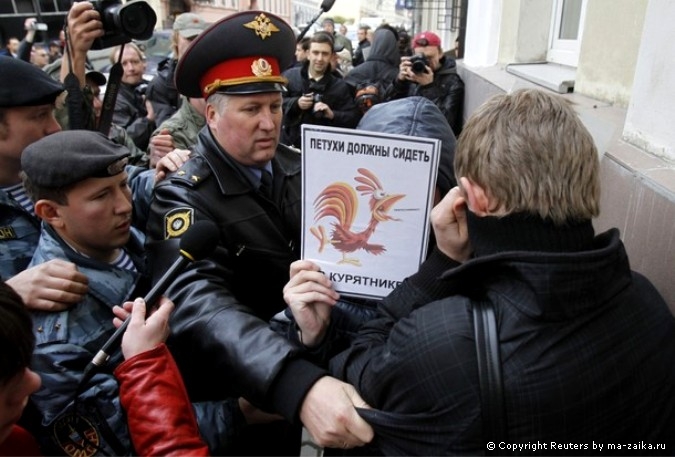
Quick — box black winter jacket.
[146,126,326,420]
[387,56,464,136]
[146,57,180,126]
[281,62,360,148]
[113,82,155,150]
[344,26,400,96]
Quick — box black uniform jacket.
[146,126,326,420]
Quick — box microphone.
[79,220,220,389]
[296,0,337,42]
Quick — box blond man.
[285,89,675,454]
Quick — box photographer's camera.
[28,21,48,32]
[90,0,157,49]
[410,54,429,74]
[311,93,325,119]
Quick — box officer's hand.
[238,398,284,425]
[6,259,88,311]
[300,376,374,450]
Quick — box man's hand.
[298,93,315,111]
[312,101,334,120]
[398,56,434,86]
[300,376,374,449]
[113,297,173,360]
[6,259,88,311]
[149,129,176,168]
[23,18,38,42]
[283,260,339,347]
[61,2,104,85]
[238,398,284,425]
[430,186,472,262]
[154,148,191,184]
[145,99,155,123]
[66,2,103,56]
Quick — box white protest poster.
[301,125,440,299]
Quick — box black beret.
[0,56,64,107]
[176,10,295,98]
[22,130,130,188]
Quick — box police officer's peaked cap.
[22,130,130,188]
[176,11,295,98]
[0,56,64,107]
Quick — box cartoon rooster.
[310,168,405,266]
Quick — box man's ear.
[205,103,218,129]
[459,177,491,217]
[34,199,64,228]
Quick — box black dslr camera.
[307,81,326,119]
[409,54,429,74]
[90,0,157,49]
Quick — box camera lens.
[410,54,428,74]
[411,60,426,73]
[91,0,157,49]
[117,1,156,40]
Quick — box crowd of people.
[1,2,675,456]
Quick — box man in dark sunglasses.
[389,30,464,137]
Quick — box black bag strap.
[473,300,508,453]
[99,43,126,136]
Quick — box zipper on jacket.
[235,241,295,257]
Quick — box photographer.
[280,32,359,148]
[13,17,47,63]
[388,31,464,136]
[110,42,156,151]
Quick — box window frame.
[547,0,588,67]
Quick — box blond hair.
[455,89,600,225]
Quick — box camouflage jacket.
[0,189,40,280]
[26,223,147,456]
[151,94,206,151]
[25,224,247,455]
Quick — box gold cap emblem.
[251,58,273,77]
[243,13,280,40]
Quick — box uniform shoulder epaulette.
[168,154,212,188]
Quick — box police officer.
[0,56,89,310]
[20,130,233,455]
[146,11,374,455]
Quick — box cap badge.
[251,58,273,77]
[243,13,280,40]
[106,157,129,176]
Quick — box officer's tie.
[260,169,273,199]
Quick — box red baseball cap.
[413,31,441,48]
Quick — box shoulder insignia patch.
[164,207,194,239]
[52,412,100,457]
[0,226,17,240]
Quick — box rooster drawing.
[310,168,405,266]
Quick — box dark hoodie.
[357,96,457,199]
[344,26,401,96]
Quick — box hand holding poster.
[301,125,440,299]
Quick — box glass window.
[548,0,587,67]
